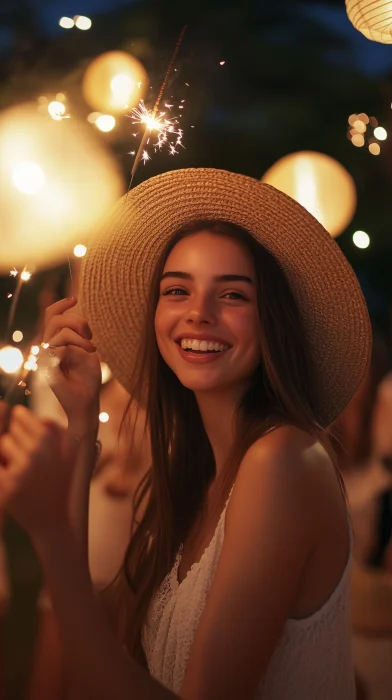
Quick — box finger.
[0,402,11,436]
[9,405,47,441]
[0,433,28,469]
[44,297,77,326]
[43,314,92,345]
[45,328,96,354]
[8,414,37,451]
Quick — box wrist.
[67,401,100,436]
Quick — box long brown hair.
[110,220,344,660]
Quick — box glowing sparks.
[20,270,32,281]
[128,100,185,163]
[10,268,18,277]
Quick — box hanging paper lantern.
[346,0,392,44]
[261,151,356,238]
[82,51,148,113]
[0,103,124,272]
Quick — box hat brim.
[80,167,371,426]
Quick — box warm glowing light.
[48,101,66,120]
[100,362,112,384]
[99,412,110,423]
[75,15,92,30]
[31,345,40,355]
[351,133,365,147]
[24,359,38,371]
[374,126,387,140]
[348,114,358,126]
[369,142,381,155]
[12,161,45,195]
[346,0,392,43]
[73,244,87,257]
[129,101,184,161]
[59,17,74,29]
[261,151,356,238]
[111,73,134,102]
[12,330,23,343]
[357,113,369,123]
[353,230,370,248]
[0,102,124,272]
[353,120,366,133]
[0,346,24,374]
[82,51,147,112]
[95,115,116,132]
[87,112,101,123]
[20,270,32,281]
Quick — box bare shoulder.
[243,425,334,484]
[229,425,344,539]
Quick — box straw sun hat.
[79,167,371,426]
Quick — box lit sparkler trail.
[128,100,184,160]
[129,25,187,186]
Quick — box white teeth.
[179,338,229,352]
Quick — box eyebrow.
[160,271,253,284]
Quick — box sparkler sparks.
[128,100,185,164]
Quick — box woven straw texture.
[79,167,371,426]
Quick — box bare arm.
[33,525,176,700]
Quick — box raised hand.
[41,298,102,430]
[0,405,77,538]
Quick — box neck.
[194,386,245,473]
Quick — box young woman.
[0,168,371,700]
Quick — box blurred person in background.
[334,330,392,700]
[336,331,392,569]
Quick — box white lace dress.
[142,491,356,699]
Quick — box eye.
[222,291,246,300]
[161,287,188,297]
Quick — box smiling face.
[154,230,262,398]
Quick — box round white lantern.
[261,151,357,238]
[346,0,392,44]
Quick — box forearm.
[67,412,99,557]
[33,527,177,700]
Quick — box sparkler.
[128,100,184,161]
[129,25,187,186]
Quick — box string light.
[369,142,381,155]
[374,126,387,140]
[95,115,116,132]
[74,16,92,30]
[12,331,23,343]
[48,100,68,121]
[20,271,32,282]
[100,362,112,384]
[353,230,370,249]
[347,113,384,153]
[73,244,87,258]
[59,17,74,29]
[99,412,110,423]
[0,346,24,374]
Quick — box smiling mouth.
[178,339,231,353]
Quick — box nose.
[185,293,216,325]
